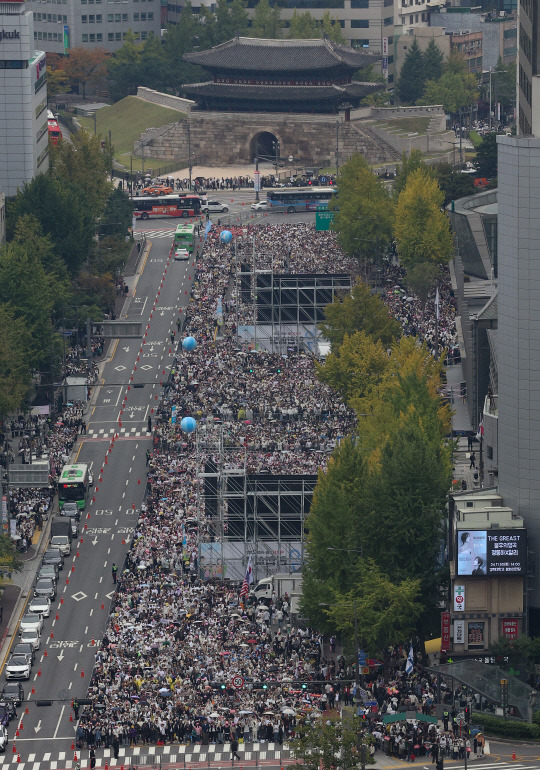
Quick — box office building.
[0,0,48,196]
[517,0,540,135]
[26,0,163,54]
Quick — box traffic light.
[464,707,470,723]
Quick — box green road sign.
[315,210,334,231]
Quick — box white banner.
[454,619,465,644]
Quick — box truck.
[50,517,73,555]
[251,572,302,604]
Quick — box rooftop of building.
[184,36,378,73]
[182,81,379,102]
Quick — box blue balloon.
[220,230,233,244]
[180,417,197,434]
[182,336,197,351]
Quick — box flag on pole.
[405,643,414,675]
[240,556,253,598]
[435,287,440,321]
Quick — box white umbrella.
[209,712,220,718]
[281,708,295,715]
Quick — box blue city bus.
[266,186,338,213]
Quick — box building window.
[351,18,368,27]
[350,0,368,6]
[108,12,113,19]
[384,15,392,24]
[115,12,120,19]
[140,11,146,19]
[108,31,114,39]
[97,31,103,39]
[141,29,147,38]
[82,13,87,20]
[148,11,153,18]
[82,32,88,40]
[351,38,369,47]
[133,11,139,18]
[96,13,102,20]
[122,12,128,19]
[115,31,121,38]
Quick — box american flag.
[240,556,253,598]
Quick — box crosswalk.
[444,764,526,770]
[0,741,293,769]
[138,228,177,239]
[86,426,149,439]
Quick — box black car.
[1,683,23,707]
[12,643,35,665]
[36,564,58,584]
[42,548,63,570]
[62,503,80,522]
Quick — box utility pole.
[255,156,260,202]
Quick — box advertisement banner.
[441,611,451,650]
[1,495,8,534]
[468,621,485,648]
[454,619,465,644]
[199,541,302,581]
[457,529,526,575]
[454,584,465,612]
[502,619,519,640]
[253,171,261,192]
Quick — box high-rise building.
[26,0,163,54]
[0,0,48,196]
[517,0,540,135]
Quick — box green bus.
[174,223,197,253]
[58,463,90,510]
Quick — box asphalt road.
[1,227,193,758]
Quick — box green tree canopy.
[405,261,439,307]
[423,39,444,82]
[318,279,401,350]
[325,560,423,655]
[288,10,318,38]
[250,0,281,38]
[320,11,345,43]
[395,38,425,105]
[422,52,479,114]
[0,306,32,418]
[101,187,134,237]
[474,132,498,179]
[291,719,373,770]
[394,169,453,269]
[7,174,94,274]
[394,148,429,196]
[330,154,395,272]
[316,331,389,405]
[434,161,476,206]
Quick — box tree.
[0,243,60,375]
[394,148,429,197]
[490,57,516,115]
[394,169,453,269]
[60,47,108,98]
[0,535,23,583]
[12,215,70,309]
[288,10,317,39]
[423,39,444,82]
[395,39,425,105]
[46,67,69,100]
[250,0,281,38]
[0,306,32,418]
[214,0,250,41]
[474,132,498,179]
[434,162,475,206]
[50,129,113,221]
[330,154,395,273]
[325,561,422,655]
[405,262,439,307]
[291,718,373,770]
[7,174,95,274]
[101,187,133,237]
[316,331,389,405]
[422,51,479,114]
[318,279,401,350]
[106,31,144,99]
[320,11,345,44]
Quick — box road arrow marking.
[34,720,42,734]
[58,651,65,661]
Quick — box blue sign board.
[358,650,367,666]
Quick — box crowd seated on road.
[77,223,458,740]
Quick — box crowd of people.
[76,222,460,742]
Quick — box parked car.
[251,200,269,211]
[34,578,56,601]
[12,643,35,664]
[141,185,174,196]
[202,200,229,214]
[6,655,31,680]
[50,535,71,555]
[36,564,58,584]
[20,628,40,651]
[28,597,51,618]
[42,548,64,570]
[19,613,43,636]
[0,724,8,751]
[1,683,23,707]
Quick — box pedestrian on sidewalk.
[330,635,336,653]
[90,748,96,769]
[230,737,240,762]
[467,434,473,452]
[147,416,152,434]
[469,451,476,469]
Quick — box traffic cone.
[74,752,78,762]
[122,538,126,545]
[31,685,35,695]
[105,761,109,770]
[81,669,84,677]
[15,729,19,738]
[12,744,15,754]
[71,565,75,572]
[70,714,73,722]
[55,613,59,620]
[44,649,47,657]
[50,631,54,638]
[91,638,95,645]
[17,753,20,763]
[512,750,516,760]
[71,741,75,751]
[19,723,23,731]
[66,578,69,584]
[37,669,41,677]
[24,707,28,715]
[101,603,104,609]
[60,597,63,604]
[138,478,141,485]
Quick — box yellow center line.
[139,240,152,277]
